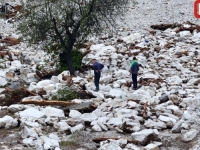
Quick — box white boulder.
[21,126,38,139]
[122,33,142,44]
[179,31,191,37]
[182,129,198,142]
[41,136,59,150]
[69,110,82,118]
[0,115,18,129]
[131,129,159,143]
[70,124,85,133]
[54,121,71,131]
[42,107,65,117]
[8,104,25,113]
[166,76,182,85]
[0,77,7,86]
[80,113,97,122]
[158,115,177,125]
[22,137,34,147]
[19,107,44,119]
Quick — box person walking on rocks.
[92,59,104,91]
[129,57,139,90]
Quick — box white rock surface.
[21,126,39,139]
[0,77,7,86]
[19,107,45,119]
[80,113,97,122]
[54,121,71,131]
[69,110,82,118]
[8,104,26,113]
[42,107,65,117]
[0,115,18,129]
[182,129,198,142]
[131,129,159,142]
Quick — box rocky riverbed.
[0,0,200,150]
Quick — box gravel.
[117,0,200,35]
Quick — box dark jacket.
[130,60,139,74]
[93,62,104,74]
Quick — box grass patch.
[0,13,5,19]
[51,87,77,101]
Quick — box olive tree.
[18,0,132,75]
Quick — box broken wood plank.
[20,100,78,106]
[92,137,139,145]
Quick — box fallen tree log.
[0,37,20,46]
[176,26,200,33]
[20,100,78,106]
[150,23,181,30]
[92,137,139,145]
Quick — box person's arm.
[94,63,100,73]
[94,65,98,72]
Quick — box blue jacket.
[130,60,139,74]
[93,62,104,74]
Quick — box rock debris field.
[0,0,200,150]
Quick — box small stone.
[144,143,159,150]
[159,94,169,103]
[182,129,198,142]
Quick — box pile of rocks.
[0,0,200,150]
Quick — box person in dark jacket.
[92,59,104,91]
[129,57,139,90]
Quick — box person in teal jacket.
[129,57,139,90]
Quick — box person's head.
[91,59,97,64]
[133,57,137,60]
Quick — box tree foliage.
[18,0,131,75]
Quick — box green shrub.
[51,87,77,101]
[59,48,83,72]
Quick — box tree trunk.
[66,49,75,75]
[58,40,76,76]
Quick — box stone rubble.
[0,0,200,149]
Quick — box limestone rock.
[182,129,198,142]
[42,106,65,117]
[69,110,82,118]
[21,126,38,139]
[80,113,97,122]
[19,107,45,119]
[8,104,26,113]
[131,129,159,145]
[0,115,18,129]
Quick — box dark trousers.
[94,73,100,90]
[132,74,138,88]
